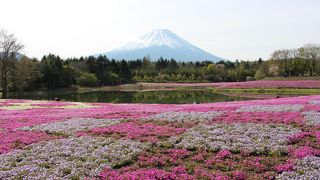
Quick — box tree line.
[1,29,320,98]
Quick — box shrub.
[255,70,266,80]
[77,73,97,87]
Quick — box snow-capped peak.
[98,29,224,62]
[115,29,195,51]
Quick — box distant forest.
[6,43,320,90]
[1,30,320,98]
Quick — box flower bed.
[0,96,319,179]
[139,80,320,89]
[278,156,320,179]
[0,137,146,179]
[20,118,123,136]
[169,123,301,153]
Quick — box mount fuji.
[97,29,223,62]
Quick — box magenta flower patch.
[0,96,319,179]
[81,121,186,143]
[0,131,56,154]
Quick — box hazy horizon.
[1,0,320,61]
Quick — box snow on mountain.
[97,29,224,62]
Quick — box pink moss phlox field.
[0,95,320,179]
[141,80,320,89]
[31,101,75,107]
[80,121,186,143]
[316,132,320,143]
[0,99,27,107]
[288,132,312,143]
[213,80,320,89]
[0,131,56,154]
[231,171,247,180]
[212,111,303,124]
[165,149,190,160]
[289,146,319,159]
[136,148,190,168]
[303,105,320,112]
[0,108,64,130]
[99,167,194,180]
[99,166,232,180]
[274,161,295,173]
[216,149,232,159]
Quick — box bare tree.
[0,29,24,98]
[271,49,290,61]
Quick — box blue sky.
[1,0,319,60]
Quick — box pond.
[8,90,255,104]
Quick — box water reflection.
[9,90,254,104]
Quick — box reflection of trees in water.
[11,90,253,104]
[72,91,134,103]
[132,91,203,104]
[131,90,251,104]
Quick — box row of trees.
[268,44,320,77]
[1,29,320,98]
